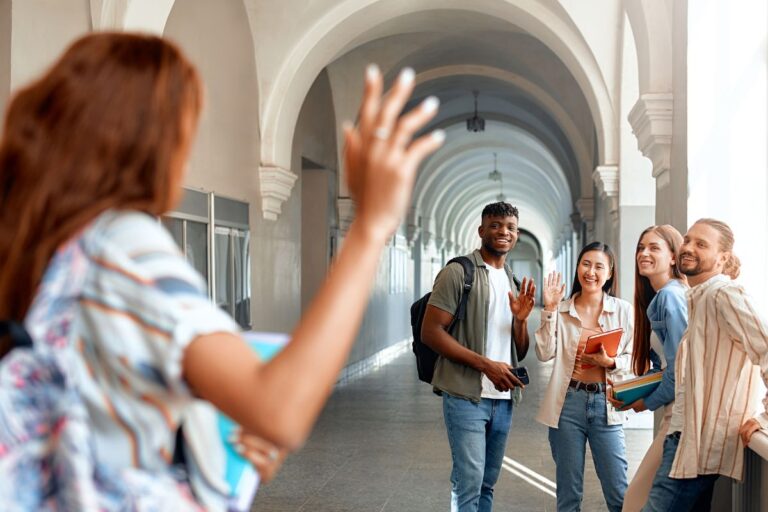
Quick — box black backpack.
[410,256,474,384]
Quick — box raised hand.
[542,271,566,311]
[342,65,445,242]
[509,277,536,321]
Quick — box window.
[162,189,251,329]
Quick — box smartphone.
[509,366,530,386]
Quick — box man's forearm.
[513,318,529,360]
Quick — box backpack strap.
[446,256,475,331]
[0,320,33,350]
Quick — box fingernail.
[399,67,415,85]
[422,96,439,113]
[431,129,446,143]
[342,120,353,131]
[366,64,379,80]
[228,434,238,444]
[233,444,244,454]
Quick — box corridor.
[254,313,651,512]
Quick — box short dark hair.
[481,202,519,220]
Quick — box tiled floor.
[252,313,652,511]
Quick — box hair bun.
[724,254,741,279]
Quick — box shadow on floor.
[252,311,652,511]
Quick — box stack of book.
[613,371,663,404]
[219,331,290,511]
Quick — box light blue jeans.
[443,394,514,512]
[641,433,718,511]
[548,387,628,512]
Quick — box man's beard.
[482,240,510,257]
[679,253,712,276]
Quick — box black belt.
[569,379,605,393]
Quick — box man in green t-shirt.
[422,202,536,512]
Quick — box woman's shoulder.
[654,279,688,304]
[82,209,182,261]
[607,294,633,313]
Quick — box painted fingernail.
[431,129,446,143]
[366,64,380,80]
[422,96,439,113]
[399,67,415,85]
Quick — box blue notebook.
[217,331,290,511]
[613,371,663,405]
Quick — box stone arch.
[255,0,617,218]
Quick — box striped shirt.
[45,210,239,509]
[668,274,768,480]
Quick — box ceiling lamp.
[488,153,506,202]
[466,90,485,132]
[488,152,501,181]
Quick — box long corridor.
[253,314,652,511]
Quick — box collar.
[559,292,617,317]
[687,273,730,300]
[471,249,486,268]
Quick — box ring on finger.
[267,448,279,461]
[373,126,390,140]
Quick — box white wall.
[8,0,90,91]
[686,0,768,309]
[0,0,11,125]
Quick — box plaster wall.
[8,0,90,91]
[295,71,339,314]
[164,0,303,332]
[618,12,654,303]
[659,0,688,232]
[0,0,10,124]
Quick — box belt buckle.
[585,382,599,393]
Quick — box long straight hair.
[569,241,617,298]
[0,33,203,338]
[631,225,684,376]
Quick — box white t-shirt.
[481,264,513,399]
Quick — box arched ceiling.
[254,0,616,189]
[319,12,603,261]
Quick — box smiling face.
[478,215,518,257]
[577,250,612,293]
[679,222,727,279]
[636,231,676,280]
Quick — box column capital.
[259,165,298,221]
[404,208,420,247]
[628,93,673,181]
[592,165,619,199]
[576,197,595,240]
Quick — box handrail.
[747,429,768,461]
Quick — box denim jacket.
[643,279,688,411]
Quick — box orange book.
[584,327,623,357]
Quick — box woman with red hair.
[0,32,443,509]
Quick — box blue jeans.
[641,434,719,511]
[442,394,514,512]
[548,387,628,512]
